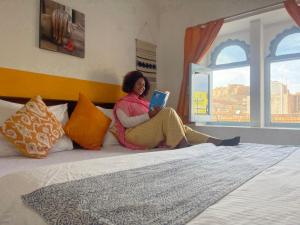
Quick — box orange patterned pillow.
[64,93,112,150]
[0,96,64,158]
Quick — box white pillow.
[0,99,22,124]
[0,100,23,157]
[47,104,73,153]
[96,106,119,146]
[0,99,73,157]
[0,133,20,157]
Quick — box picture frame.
[39,0,85,58]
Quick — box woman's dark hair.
[122,71,150,97]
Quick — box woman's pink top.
[113,93,149,149]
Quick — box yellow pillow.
[0,96,64,158]
[64,93,111,150]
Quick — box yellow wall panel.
[0,67,125,103]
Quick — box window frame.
[210,39,250,69]
[207,39,251,126]
[265,26,300,128]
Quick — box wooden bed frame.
[0,96,115,113]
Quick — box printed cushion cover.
[0,96,64,158]
[0,100,73,157]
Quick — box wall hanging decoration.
[39,0,85,58]
[136,39,157,98]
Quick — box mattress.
[0,143,299,225]
[0,145,162,177]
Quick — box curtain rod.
[224,1,285,23]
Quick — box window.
[209,39,250,124]
[190,8,300,128]
[190,64,211,123]
[266,26,300,127]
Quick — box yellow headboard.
[0,67,125,103]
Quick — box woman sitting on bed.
[113,71,240,149]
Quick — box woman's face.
[133,77,146,96]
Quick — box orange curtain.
[177,19,224,123]
[284,0,300,27]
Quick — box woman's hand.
[148,106,162,118]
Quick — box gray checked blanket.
[22,144,296,225]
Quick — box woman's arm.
[116,109,150,128]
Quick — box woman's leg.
[125,107,187,149]
[184,125,240,146]
[184,126,211,144]
[209,136,240,146]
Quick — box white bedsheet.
[0,145,162,177]
[189,146,300,225]
[0,143,299,225]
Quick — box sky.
[271,59,300,94]
[212,62,300,95]
[270,33,300,94]
[213,66,250,88]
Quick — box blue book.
[149,90,170,111]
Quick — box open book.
[149,90,170,111]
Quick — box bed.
[1,68,300,225]
[1,142,300,225]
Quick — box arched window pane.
[216,45,247,65]
[212,66,250,122]
[276,33,300,56]
[270,59,300,123]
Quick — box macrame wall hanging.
[135,39,157,98]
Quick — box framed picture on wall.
[39,0,85,58]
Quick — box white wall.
[0,0,159,84]
[157,0,300,145]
